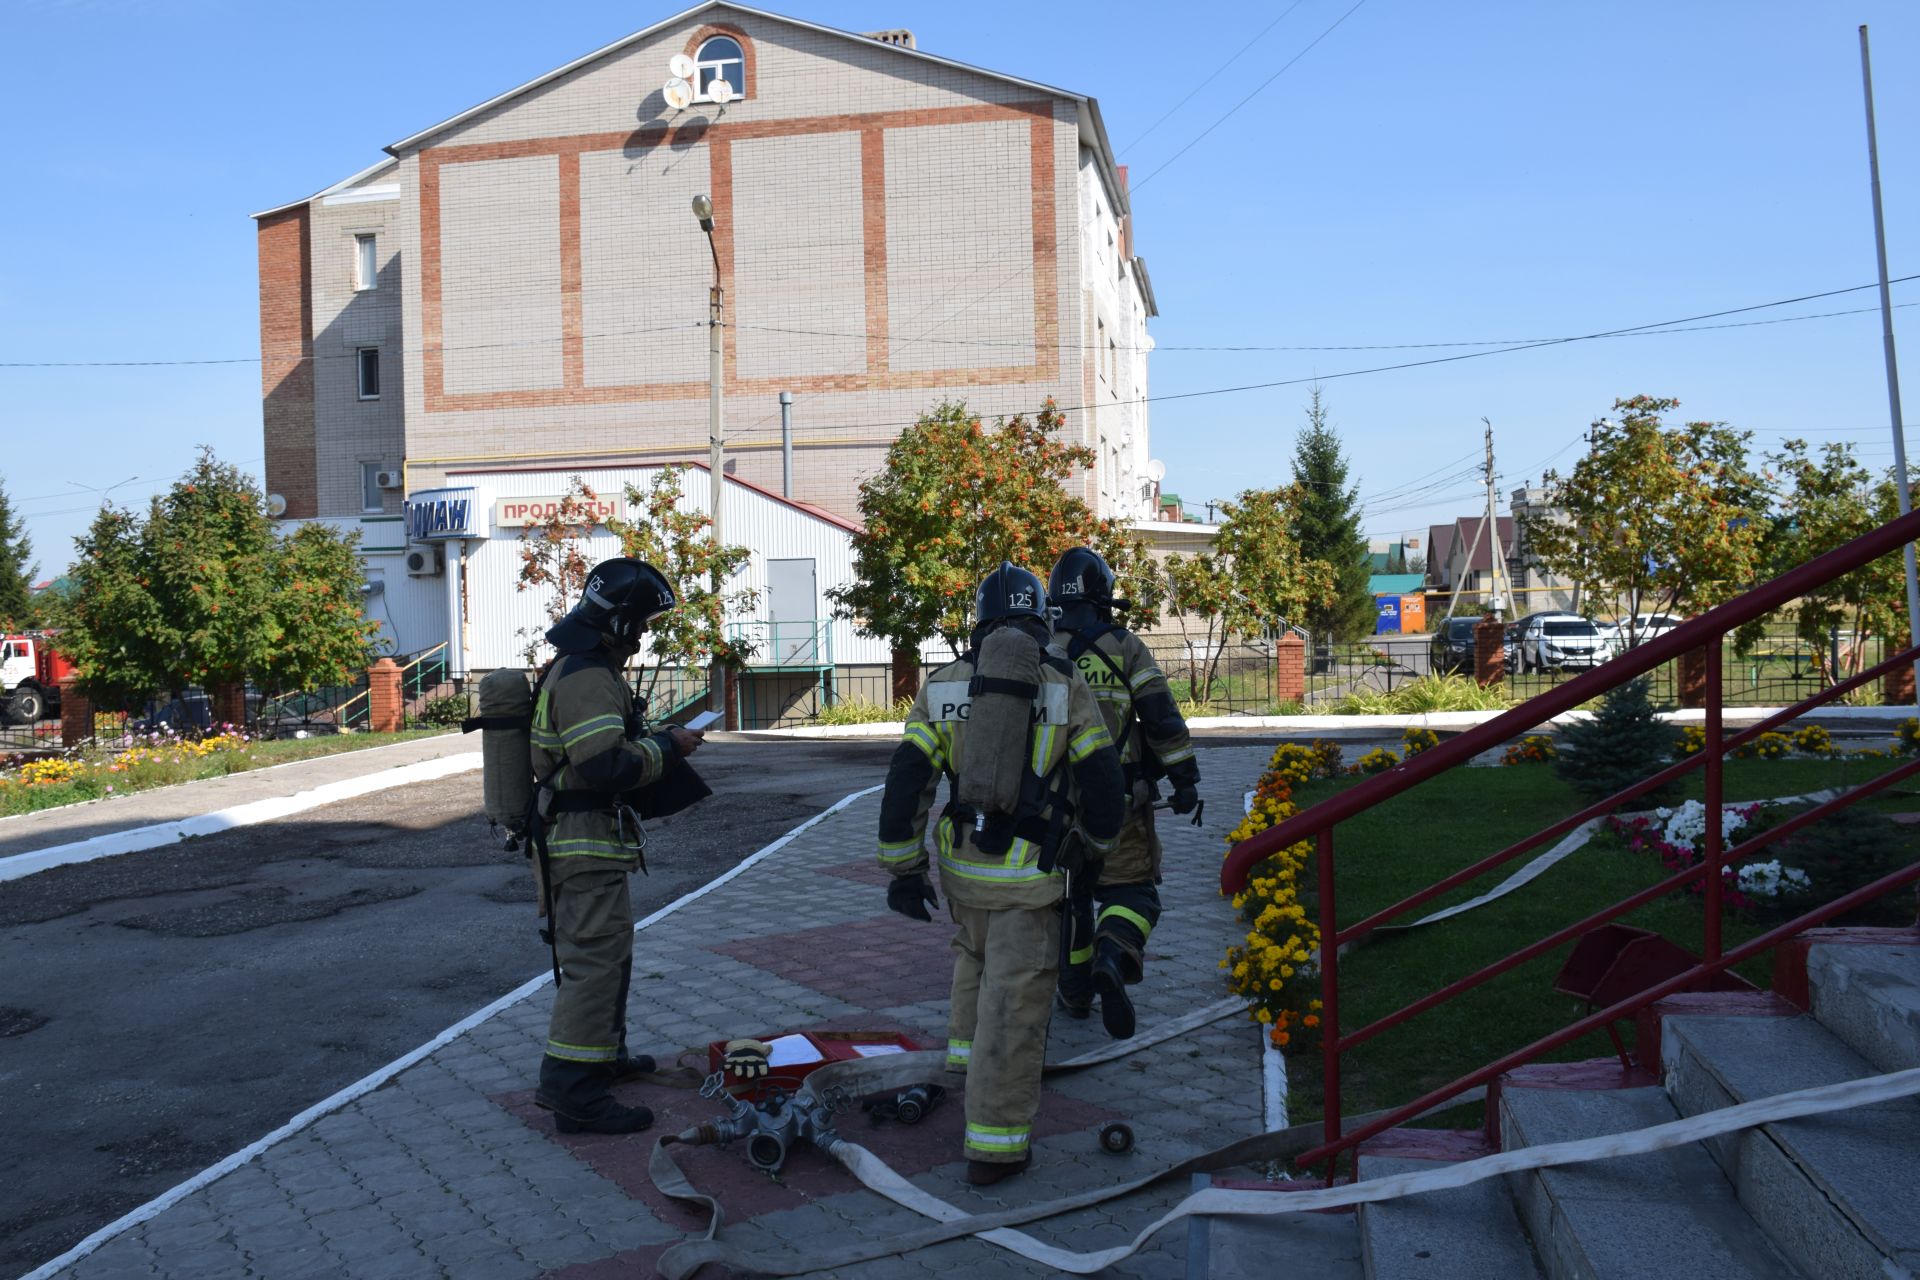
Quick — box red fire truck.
[1,633,72,725]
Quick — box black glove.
[887,873,939,922]
[1169,784,1201,815]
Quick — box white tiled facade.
[256,2,1161,528]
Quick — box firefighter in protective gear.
[531,558,706,1135]
[877,562,1126,1186]
[1048,547,1200,1041]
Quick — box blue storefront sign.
[1375,595,1401,635]
[405,487,482,541]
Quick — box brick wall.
[258,207,317,516]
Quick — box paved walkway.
[35,746,1276,1280]
[0,734,472,861]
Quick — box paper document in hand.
[683,710,722,731]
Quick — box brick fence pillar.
[60,678,92,749]
[1275,632,1306,706]
[891,646,921,703]
[1885,661,1916,707]
[367,658,403,734]
[208,681,246,731]
[1473,619,1505,687]
[1678,646,1709,709]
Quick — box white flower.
[1662,800,1749,852]
[1734,859,1812,899]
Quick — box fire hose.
[649,1013,1920,1278]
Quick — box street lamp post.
[693,193,727,726]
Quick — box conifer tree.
[1288,389,1374,642]
[0,477,35,629]
[1553,677,1682,805]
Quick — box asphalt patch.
[0,1006,49,1037]
[116,882,423,937]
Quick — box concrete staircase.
[1192,929,1920,1280]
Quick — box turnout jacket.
[529,650,676,879]
[877,647,1127,911]
[1057,623,1199,799]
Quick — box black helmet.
[1048,546,1117,610]
[973,561,1048,628]
[547,558,676,654]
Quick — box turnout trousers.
[945,901,1060,1164]
[1059,810,1162,1003]
[536,868,636,1119]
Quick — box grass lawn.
[0,730,449,818]
[1279,755,1920,1137]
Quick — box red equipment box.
[705,1030,928,1102]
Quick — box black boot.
[609,1053,657,1084]
[1091,949,1135,1040]
[554,1101,654,1135]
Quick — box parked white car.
[1601,613,1683,648]
[1513,613,1613,673]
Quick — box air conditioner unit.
[375,469,404,490]
[405,542,443,577]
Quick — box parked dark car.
[1428,617,1482,674]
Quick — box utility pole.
[1860,26,1920,692]
[693,194,727,724]
[1483,418,1506,619]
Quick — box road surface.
[0,736,897,1277]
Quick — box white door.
[766,558,818,664]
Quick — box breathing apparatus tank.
[474,668,535,842]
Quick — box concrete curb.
[0,751,483,883]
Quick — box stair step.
[1500,1082,1802,1279]
[1356,1145,1542,1280]
[1661,1010,1920,1280]
[1186,1175,1364,1280]
[1807,940,1920,1073]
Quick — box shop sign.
[493,495,626,528]
[405,487,482,540]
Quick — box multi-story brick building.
[254,1,1160,527]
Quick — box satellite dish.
[266,493,288,517]
[669,52,695,79]
[1145,459,1167,483]
[663,77,692,110]
[708,77,736,104]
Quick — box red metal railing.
[1222,508,1920,1179]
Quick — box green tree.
[0,477,34,629]
[1553,677,1681,804]
[830,399,1156,659]
[49,449,377,709]
[513,477,603,664]
[1758,440,1905,683]
[609,465,759,678]
[1165,484,1336,701]
[1520,396,1772,635]
[1287,389,1374,642]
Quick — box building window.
[355,234,377,290]
[694,36,745,100]
[357,347,380,399]
[361,462,385,513]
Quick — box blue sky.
[3,0,1917,574]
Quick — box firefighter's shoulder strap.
[1063,622,1143,779]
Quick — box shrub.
[1221,768,1323,1052]
[1351,746,1399,775]
[1501,734,1557,766]
[1763,805,1917,927]
[1899,718,1920,756]
[1401,726,1440,756]
[1267,740,1344,783]
[418,694,471,728]
[1331,674,1514,715]
[816,697,912,726]
[1791,724,1832,755]
[1554,678,1681,805]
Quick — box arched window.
[694,36,745,100]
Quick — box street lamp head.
[691,193,715,232]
